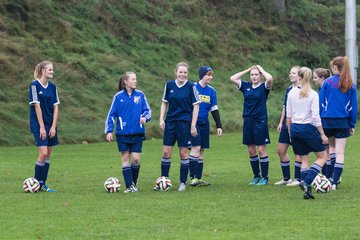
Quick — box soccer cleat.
[132,182,139,192]
[256,178,269,186]
[286,178,300,187]
[123,185,137,193]
[331,184,337,191]
[197,179,210,186]
[274,179,292,185]
[178,183,186,192]
[299,181,315,200]
[248,177,261,185]
[190,178,199,186]
[41,184,57,192]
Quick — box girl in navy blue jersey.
[230,65,273,186]
[29,61,59,192]
[287,67,328,199]
[158,62,201,191]
[319,56,358,190]
[275,66,305,187]
[189,66,223,187]
[105,71,151,193]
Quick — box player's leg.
[247,144,261,185]
[332,137,347,189]
[257,145,269,185]
[189,146,200,186]
[275,142,292,185]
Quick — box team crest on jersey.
[134,96,141,104]
[39,91,43,95]
[170,90,174,93]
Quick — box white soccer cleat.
[178,183,186,192]
[274,179,292,185]
[286,179,300,187]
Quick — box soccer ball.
[23,177,40,193]
[104,177,121,193]
[154,176,172,191]
[312,174,331,193]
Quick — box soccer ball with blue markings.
[23,177,40,193]
[154,176,172,191]
[312,174,331,193]
[104,177,121,193]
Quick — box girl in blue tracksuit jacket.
[319,56,358,190]
[105,71,151,193]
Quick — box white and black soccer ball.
[104,177,121,193]
[23,177,40,193]
[154,176,172,191]
[312,174,331,193]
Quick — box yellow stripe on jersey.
[199,94,210,103]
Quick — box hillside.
[0,0,357,146]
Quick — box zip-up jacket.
[105,89,151,135]
[319,74,357,128]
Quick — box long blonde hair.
[298,67,312,97]
[33,61,52,79]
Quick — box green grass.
[1,131,360,239]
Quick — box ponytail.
[298,67,312,97]
[117,76,126,92]
[33,60,52,79]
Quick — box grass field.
[1,131,360,240]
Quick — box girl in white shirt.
[286,67,328,199]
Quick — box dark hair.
[118,71,135,91]
[330,56,352,93]
[314,68,331,79]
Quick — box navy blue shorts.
[191,120,210,148]
[32,129,58,147]
[278,123,291,145]
[243,117,270,146]
[163,120,191,147]
[290,123,325,155]
[116,135,143,153]
[323,128,350,139]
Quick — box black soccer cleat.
[299,181,315,200]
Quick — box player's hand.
[320,134,328,144]
[277,123,282,133]
[217,128,223,137]
[106,133,113,142]
[40,127,46,140]
[159,120,165,130]
[49,127,56,138]
[191,125,198,137]
[350,128,355,135]
[140,117,146,124]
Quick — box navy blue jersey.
[282,85,293,125]
[195,82,218,121]
[105,89,151,135]
[162,80,200,121]
[29,80,60,133]
[319,74,357,128]
[239,81,270,122]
